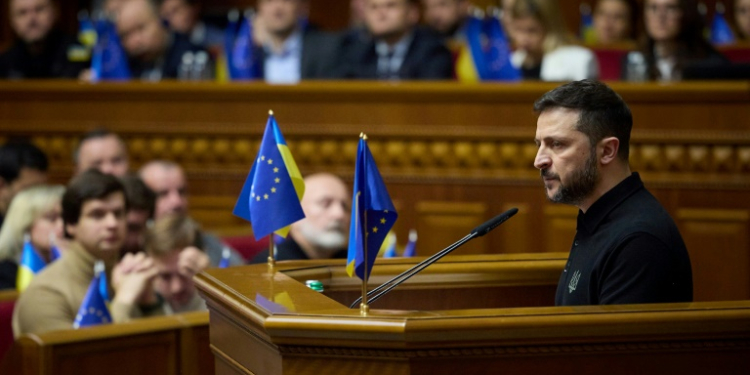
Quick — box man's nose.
[534,147,550,170]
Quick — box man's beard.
[298,220,348,253]
[541,148,599,206]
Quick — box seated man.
[532,79,692,305]
[0,141,49,228]
[254,0,342,83]
[139,160,243,266]
[146,215,209,314]
[251,173,350,263]
[74,129,129,177]
[421,0,469,42]
[13,170,162,337]
[0,0,85,79]
[115,0,208,80]
[120,174,156,256]
[339,0,453,80]
[160,0,223,49]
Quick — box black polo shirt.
[555,173,693,306]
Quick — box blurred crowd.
[2,0,750,82]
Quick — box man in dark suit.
[116,0,208,80]
[0,0,86,79]
[340,0,453,80]
[255,0,341,83]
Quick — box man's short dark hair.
[120,174,156,218]
[74,128,128,164]
[0,141,49,184]
[62,169,128,238]
[533,79,632,161]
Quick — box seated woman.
[627,0,728,81]
[737,0,750,41]
[593,0,638,45]
[508,0,599,81]
[0,185,65,290]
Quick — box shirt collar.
[577,172,645,234]
[264,30,303,57]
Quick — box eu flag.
[233,112,305,240]
[16,237,46,292]
[347,136,397,281]
[91,18,131,81]
[74,261,112,328]
[484,12,520,81]
[710,11,736,45]
[230,13,261,80]
[464,14,491,80]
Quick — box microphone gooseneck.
[349,208,518,309]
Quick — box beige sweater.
[12,243,163,337]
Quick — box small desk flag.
[233,112,305,240]
[16,236,46,292]
[74,260,112,328]
[91,18,131,81]
[347,136,397,281]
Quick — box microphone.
[349,208,518,309]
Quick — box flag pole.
[360,133,370,316]
[267,234,275,271]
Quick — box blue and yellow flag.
[74,261,112,329]
[233,112,305,240]
[403,229,418,257]
[347,136,397,280]
[16,237,46,292]
[580,4,597,44]
[484,12,520,81]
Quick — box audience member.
[74,129,129,177]
[0,141,49,228]
[421,0,470,41]
[145,215,209,314]
[12,170,162,337]
[593,0,638,45]
[251,173,350,263]
[115,0,208,80]
[350,0,367,27]
[0,0,86,79]
[508,0,599,81]
[254,0,342,83]
[139,160,243,266]
[735,0,750,40]
[533,79,692,305]
[120,174,155,257]
[633,0,727,81]
[339,0,453,80]
[160,0,223,49]
[0,185,65,290]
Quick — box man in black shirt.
[0,0,85,79]
[532,79,693,305]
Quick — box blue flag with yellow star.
[74,261,112,329]
[233,113,305,240]
[347,137,397,281]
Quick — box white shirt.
[264,31,302,84]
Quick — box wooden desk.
[2,312,212,375]
[195,254,750,375]
[0,81,749,301]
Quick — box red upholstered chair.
[222,235,270,262]
[718,45,750,63]
[0,291,18,363]
[592,48,631,81]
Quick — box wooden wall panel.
[543,205,578,254]
[416,201,487,255]
[678,208,750,302]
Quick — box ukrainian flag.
[233,111,305,240]
[347,135,397,280]
[16,238,46,292]
[455,15,489,82]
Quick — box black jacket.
[0,31,86,79]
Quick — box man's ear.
[599,137,620,166]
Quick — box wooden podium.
[195,253,750,375]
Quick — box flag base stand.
[359,303,369,316]
[267,237,276,272]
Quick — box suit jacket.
[338,27,454,80]
[0,30,86,79]
[12,243,163,337]
[129,32,207,80]
[257,29,343,80]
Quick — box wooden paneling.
[543,205,578,254]
[678,208,750,302]
[415,201,487,255]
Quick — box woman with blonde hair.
[508,0,599,80]
[0,185,66,289]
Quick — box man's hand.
[178,246,210,277]
[112,252,159,306]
